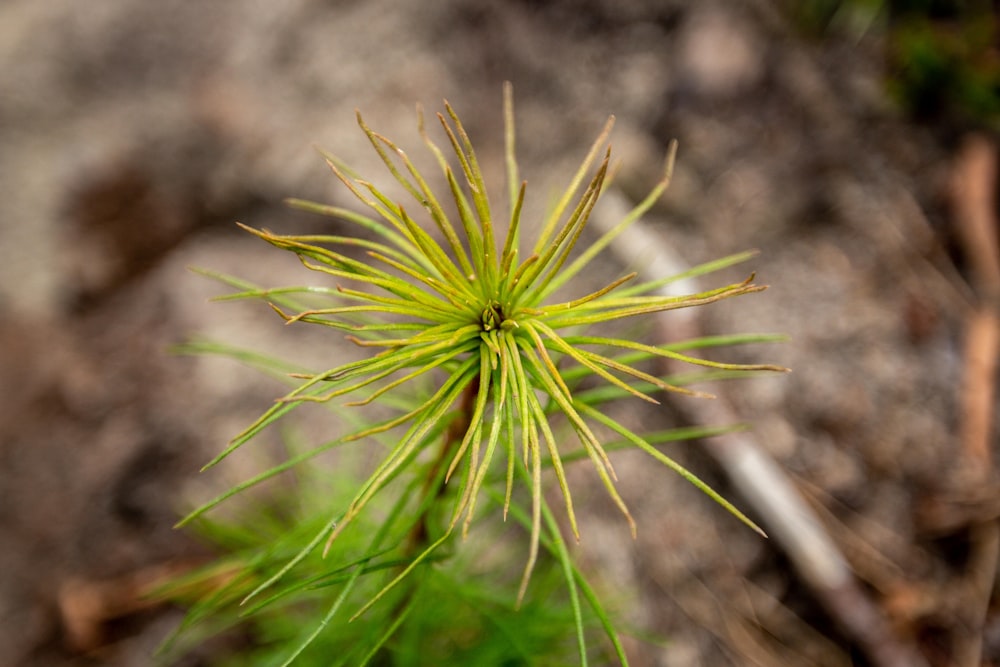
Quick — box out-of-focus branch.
[951,134,1000,472]
[949,133,1000,667]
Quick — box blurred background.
[1,0,998,665]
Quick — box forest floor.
[0,1,997,665]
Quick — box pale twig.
[594,185,928,667]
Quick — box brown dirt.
[1,1,997,665]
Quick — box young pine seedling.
[167,83,786,666]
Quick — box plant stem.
[367,377,481,663]
[406,375,480,552]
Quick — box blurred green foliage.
[788,0,1000,129]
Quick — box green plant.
[888,5,1000,127]
[165,84,785,666]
